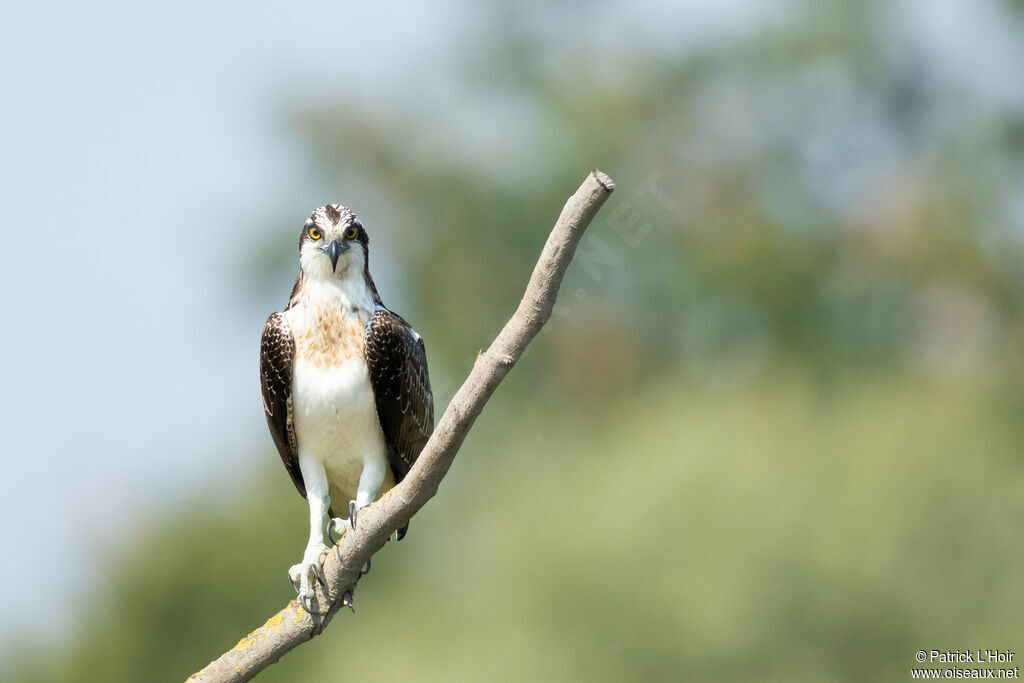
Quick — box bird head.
[298,205,369,281]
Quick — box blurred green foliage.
[8,376,1024,682]
[8,1,1024,680]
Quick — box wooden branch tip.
[188,169,615,682]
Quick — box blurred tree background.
[7,1,1024,681]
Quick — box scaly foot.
[333,499,370,534]
[326,515,349,544]
[288,541,331,613]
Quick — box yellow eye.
[308,227,321,240]
[344,226,358,240]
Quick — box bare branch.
[188,170,615,682]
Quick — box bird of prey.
[260,205,433,609]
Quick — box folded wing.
[364,309,434,482]
[260,312,305,497]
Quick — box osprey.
[259,205,433,609]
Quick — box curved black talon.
[361,558,371,576]
[325,517,337,544]
[312,562,327,588]
[289,574,301,595]
[349,501,357,530]
[334,545,343,563]
[299,594,314,615]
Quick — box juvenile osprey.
[260,205,433,609]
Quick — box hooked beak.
[321,239,349,272]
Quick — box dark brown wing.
[260,312,305,497]
[365,309,434,483]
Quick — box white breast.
[284,275,392,508]
[291,355,388,506]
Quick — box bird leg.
[289,455,332,612]
[329,453,386,533]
